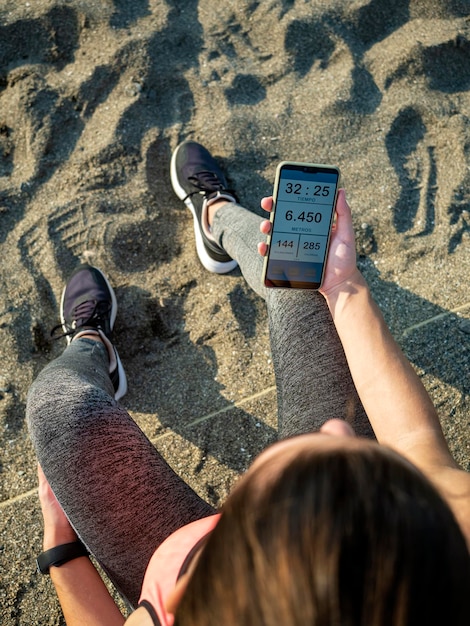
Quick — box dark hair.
[174,441,470,625]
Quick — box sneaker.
[170,141,238,274]
[51,264,127,400]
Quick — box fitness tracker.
[36,541,89,575]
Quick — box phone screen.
[263,162,340,289]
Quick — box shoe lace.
[185,170,237,200]
[50,300,111,340]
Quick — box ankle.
[72,329,104,345]
[207,197,235,228]
[72,329,117,372]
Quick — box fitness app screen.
[264,165,339,289]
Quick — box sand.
[1,1,469,623]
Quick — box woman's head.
[174,432,470,626]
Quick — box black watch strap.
[37,541,89,575]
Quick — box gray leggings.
[27,204,368,607]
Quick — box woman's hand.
[258,189,360,297]
[38,463,78,550]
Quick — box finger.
[320,418,356,438]
[333,189,354,238]
[257,241,268,257]
[260,196,273,212]
[259,219,272,235]
[335,189,350,218]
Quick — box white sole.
[113,353,128,401]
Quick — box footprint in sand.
[372,25,470,252]
[385,103,469,252]
[385,106,437,237]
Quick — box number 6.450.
[285,210,322,223]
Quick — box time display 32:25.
[284,183,331,196]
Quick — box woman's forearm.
[324,269,456,469]
[49,557,125,626]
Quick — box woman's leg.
[212,202,373,439]
[27,337,214,607]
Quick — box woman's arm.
[38,465,126,626]
[317,191,456,468]
[323,268,455,469]
[259,191,453,465]
[322,243,470,547]
[48,558,126,626]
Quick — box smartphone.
[262,161,340,289]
